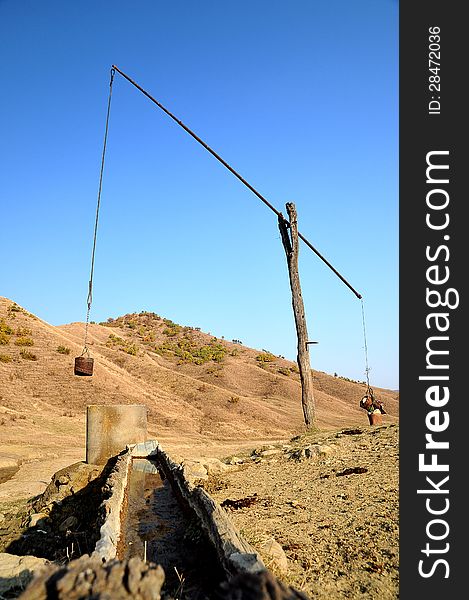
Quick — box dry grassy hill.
[0,296,398,497]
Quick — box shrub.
[228,395,240,404]
[0,353,12,363]
[256,352,275,363]
[0,320,13,335]
[107,334,126,346]
[204,364,223,377]
[0,320,13,345]
[154,338,228,366]
[101,317,119,327]
[192,342,227,364]
[107,333,138,355]
[140,310,158,317]
[20,349,37,361]
[278,367,290,377]
[15,337,34,347]
[123,344,138,356]
[162,319,182,337]
[57,345,71,355]
[176,350,195,365]
[0,332,10,345]
[16,327,32,336]
[154,341,173,355]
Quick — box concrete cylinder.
[86,404,147,465]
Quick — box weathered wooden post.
[278,203,315,427]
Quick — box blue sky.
[0,0,398,389]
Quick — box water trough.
[90,439,266,596]
[14,404,301,598]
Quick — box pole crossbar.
[111,64,362,300]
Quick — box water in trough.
[119,458,226,599]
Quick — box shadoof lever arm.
[111,64,362,300]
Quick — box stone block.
[86,405,147,465]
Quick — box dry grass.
[0,296,398,500]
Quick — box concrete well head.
[86,404,148,465]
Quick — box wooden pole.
[278,203,315,427]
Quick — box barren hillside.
[0,296,398,498]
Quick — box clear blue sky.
[0,0,398,390]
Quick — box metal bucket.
[368,412,382,426]
[74,356,94,376]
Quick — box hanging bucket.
[74,355,94,376]
[368,411,382,426]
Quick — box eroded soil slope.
[209,424,399,599]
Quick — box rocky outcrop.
[214,569,310,599]
[258,537,289,574]
[0,552,50,597]
[18,555,165,600]
[19,555,309,600]
[32,462,104,512]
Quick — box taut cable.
[83,67,115,352]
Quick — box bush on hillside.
[20,349,37,361]
[15,337,34,347]
[16,327,32,336]
[256,352,276,363]
[0,320,13,335]
[0,332,10,345]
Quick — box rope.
[360,297,371,393]
[82,67,115,352]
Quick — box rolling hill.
[0,296,398,498]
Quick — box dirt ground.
[0,423,398,599]
[208,423,399,599]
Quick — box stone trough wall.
[91,439,266,576]
[91,450,132,562]
[147,442,266,577]
[17,440,310,599]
